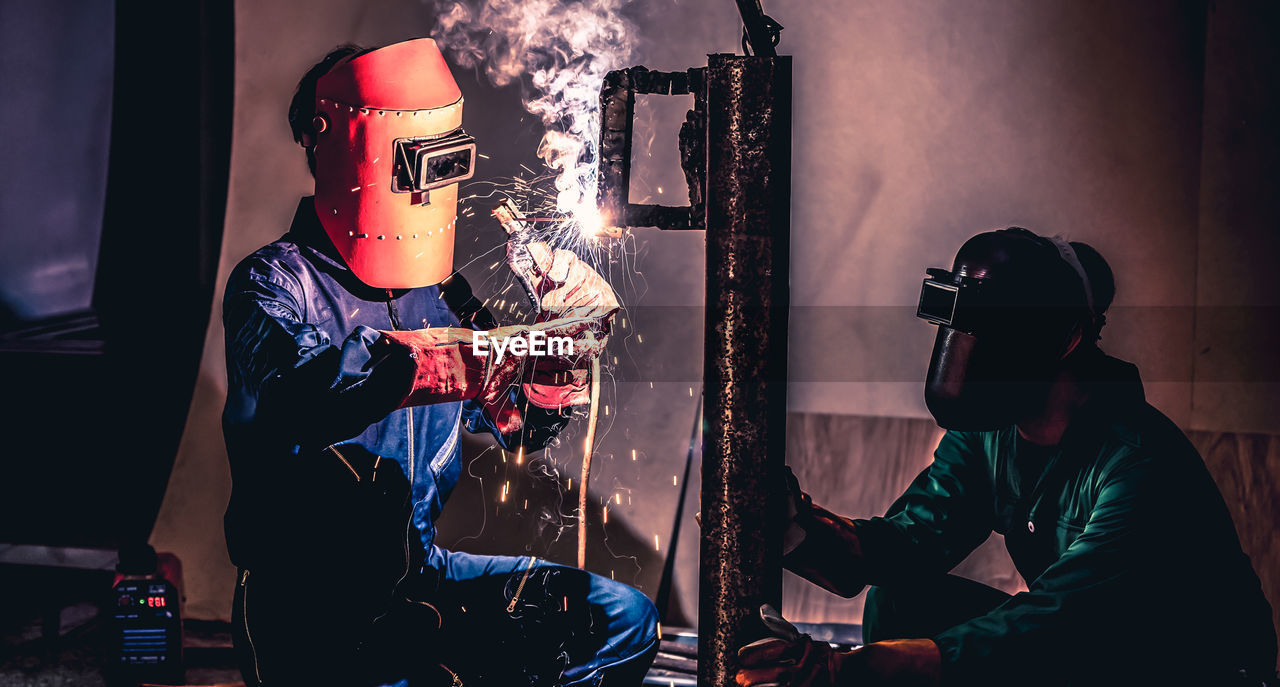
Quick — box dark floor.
[2,608,847,687]
[0,563,239,687]
[1,610,694,687]
[1,609,240,686]
[0,565,847,687]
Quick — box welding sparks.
[429,0,657,574]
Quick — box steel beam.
[698,52,792,687]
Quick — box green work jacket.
[853,355,1276,684]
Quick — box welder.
[221,38,657,686]
[736,228,1276,686]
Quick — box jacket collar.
[1052,352,1146,453]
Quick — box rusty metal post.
[699,53,792,687]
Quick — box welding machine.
[105,545,183,685]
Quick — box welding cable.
[577,357,602,570]
[493,200,604,569]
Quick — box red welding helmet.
[313,38,476,288]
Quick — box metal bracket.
[596,66,706,231]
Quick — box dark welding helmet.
[917,228,1095,431]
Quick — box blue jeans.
[234,550,658,686]
[424,549,659,686]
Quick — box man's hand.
[520,316,607,408]
[735,605,941,687]
[737,635,847,687]
[517,243,617,408]
[376,318,607,408]
[523,242,619,320]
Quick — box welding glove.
[376,317,606,409]
[697,466,810,543]
[782,467,810,554]
[524,242,620,320]
[736,605,941,687]
[782,474,869,599]
[519,242,620,408]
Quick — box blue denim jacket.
[222,197,563,569]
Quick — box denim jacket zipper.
[386,292,414,481]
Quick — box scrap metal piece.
[597,66,706,232]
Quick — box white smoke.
[431,0,640,236]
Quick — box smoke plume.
[431,0,640,234]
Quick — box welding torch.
[493,198,543,312]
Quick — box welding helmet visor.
[916,268,997,335]
[313,38,475,289]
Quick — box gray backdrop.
[149,1,1278,648]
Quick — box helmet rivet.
[377,235,385,240]
[331,208,338,215]
[312,114,328,134]
[396,235,403,240]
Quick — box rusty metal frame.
[596,47,791,687]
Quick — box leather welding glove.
[376,317,606,409]
[736,605,941,687]
[782,473,869,599]
[524,242,620,320]
[782,466,810,554]
[696,466,811,547]
[519,242,620,408]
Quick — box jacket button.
[1027,520,1036,533]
